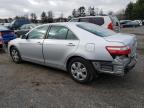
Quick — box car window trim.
[66,29,78,40]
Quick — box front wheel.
[68,57,96,84]
[10,47,22,64]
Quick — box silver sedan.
[8,22,137,83]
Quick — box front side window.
[48,26,68,40]
[27,25,48,39]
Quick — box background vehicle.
[8,22,137,83]
[70,15,120,32]
[122,21,140,28]
[120,20,131,27]
[0,35,3,49]
[15,24,38,37]
[142,20,144,25]
[9,19,31,30]
[3,23,10,28]
[0,25,16,45]
[134,20,143,26]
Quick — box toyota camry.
[8,22,137,83]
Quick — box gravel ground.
[0,27,144,108]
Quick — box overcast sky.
[0,0,136,18]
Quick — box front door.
[19,25,49,64]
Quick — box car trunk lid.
[104,33,137,57]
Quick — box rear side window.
[79,17,104,26]
[48,26,68,40]
[47,26,78,40]
[67,30,77,40]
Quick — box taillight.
[106,46,131,55]
[108,22,113,30]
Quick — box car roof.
[72,16,109,19]
[38,22,82,27]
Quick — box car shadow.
[21,61,68,76]
[10,59,136,89]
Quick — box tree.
[132,0,144,19]
[125,2,134,19]
[99,9,103,15]
[68,16,72,21]
[125,0,144,20]
[108,11,114,15]
[60,13,63,19]
[88,7,95,16]
[115,9,125,20]
[95,8,99,16]
[72,9,77,17]
[30,13,37,23]
[47,11,54,23]
[78,6,86,17]
[41,11,47,23]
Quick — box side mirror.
[20,34,27,39]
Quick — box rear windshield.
[77,23,116,37]
[80,17,104,26]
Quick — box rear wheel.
[10,47,22,63]
[68,57,96,83]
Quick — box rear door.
[43,25,79,68]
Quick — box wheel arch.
[66,55,88,71]
[9,45,19,55]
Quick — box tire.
[10,47,22,64]
[67,57,96,84]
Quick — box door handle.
[37,42,42,45]
[67,43,76,46]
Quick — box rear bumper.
[92,56,137,76]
